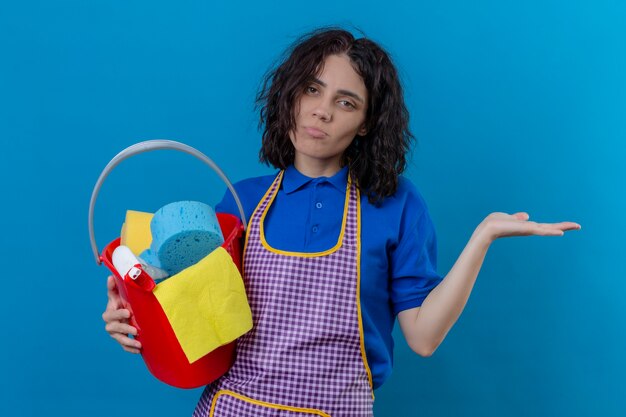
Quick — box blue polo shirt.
[216,164,443,390]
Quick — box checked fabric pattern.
[193,171,373,417]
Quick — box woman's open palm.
[481,212,581,241]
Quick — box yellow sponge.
[120,210,154,256]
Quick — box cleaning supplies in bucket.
[90,139,251,388]
[120,210,154,256]
[139,201,225,278]
[112,245,166,290]
[114,199,251,366]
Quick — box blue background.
[1,1,624,416]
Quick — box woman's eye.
[339,100,355,109]
[306,86,318,94]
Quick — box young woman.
[102,27,581,416]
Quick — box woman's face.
[289,54,368,175]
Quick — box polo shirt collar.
[283,164,348,194]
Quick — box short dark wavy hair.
[256,27,414,204]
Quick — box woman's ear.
[357,124,368,136]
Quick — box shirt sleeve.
[389,199,443,316]
[213,175,275,225]
[215,186,239,217]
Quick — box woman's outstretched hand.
[102,275,142,354]
[400,212,581,355]
[478,212,581,243]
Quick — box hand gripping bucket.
[88,140,250,389]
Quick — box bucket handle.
[88,139,247,265]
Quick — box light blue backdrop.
[1,1,624,416]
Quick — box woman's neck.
[293,154,343,178]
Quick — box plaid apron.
[193,171,374,416]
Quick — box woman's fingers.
[532,221,581,235]
[103,275,142,354]
[106,275,118,296]
[484,212,582,240]
[122,345,142,354]
[106,276,123,310]
[511,214,581,231]
[105,320,138,337]
[546,221,581,231]
[105,317,142,352]
[512,212,529,220]
[500,212,581,230]
[531,223,566,236]
[110,332,142,351]
[102,308,139,337]
[102,308,131,323]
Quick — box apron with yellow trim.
[193,171,374,417]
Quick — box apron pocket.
[210,389,331,417]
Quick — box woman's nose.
[312,102,332,121]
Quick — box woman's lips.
[304,127,328,138]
